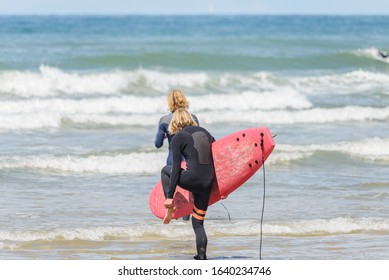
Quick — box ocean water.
[0,15,388,260]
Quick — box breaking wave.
[0,137,387,174]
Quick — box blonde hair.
[168,108,198,134]
[167,89,189,112]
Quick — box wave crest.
[1,138,388,174]
[1,217,388,246]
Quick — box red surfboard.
[149,126,275,219]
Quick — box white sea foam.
[2,66,389,98]
[190,89,312,111]
[1,67,388,132]
[0,65,132,97]
[0,66,210,97]
[264,216,389,236]
[205,217,389,237]
[0,152,166,175]
[0,96,165,115]
[200,106,389,125]
[0,138,387,174]
[292,69,389,95]
[1,103,388,131]
[276,137,389,163]
[1,217,388,244]
[0,89,310,115]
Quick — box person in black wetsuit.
[378,50,388,58]
[161,108,215,260]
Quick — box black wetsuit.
[379,50,388,58]
[161,125,215,259]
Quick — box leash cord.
[259,132,266,260]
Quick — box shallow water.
[0,15,388,259]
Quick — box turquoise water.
[0,15,388,260]
[2,16,389,72]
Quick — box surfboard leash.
[259,132,266,260]
[220,202,231,221]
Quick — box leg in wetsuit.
[191,192,211,260]
[161,166,212,260]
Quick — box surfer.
[154,89,199,165]
[378,50,388,58]
[161,108,215,260]
[155,89,199,221]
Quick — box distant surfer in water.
[378,50,388,58]
[154,89,199,221]
[161,108,215,260]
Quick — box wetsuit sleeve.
[167,133,184,198]
[154,118,166,148]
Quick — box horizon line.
[1,13,389,16]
